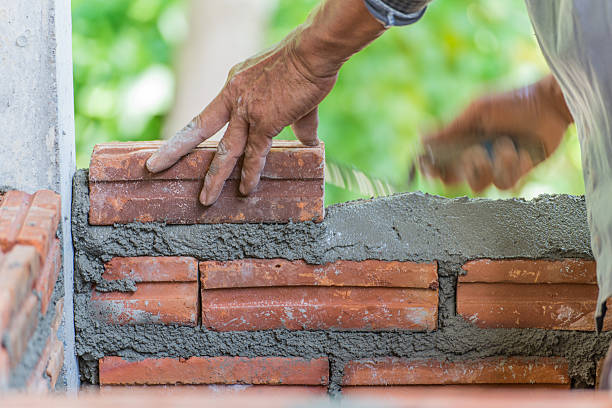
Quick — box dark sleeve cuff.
[363,0,427,27]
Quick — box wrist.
[537,75,574,126]
[290,0,386,79]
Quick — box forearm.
[291,0,387,79]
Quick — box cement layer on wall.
[72,169,607,390]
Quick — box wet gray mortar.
[72,169,612,391]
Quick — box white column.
[0,0,78,391]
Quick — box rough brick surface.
[0,245,39,332]
[200,259,438,289]
[35,239,61,315]
[104,256,198,282]
[461,259,596,284]
[5,294,39,367]
[91,282,198,326]
[202,287,437,331]
[88,140,325,225]
[458,259,611,330]
[15,190,61,262]
[99,356,329,386]
[27,299,64,392]
[342,357,570,387]
[98,385,328,395]
[0,191,32,252]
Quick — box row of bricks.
[88,141,325,225]
[98,355,571,389]
[0,190,63,387]
[91,257,439,330]
[90,257,608,331]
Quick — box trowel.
[324,133,548,197]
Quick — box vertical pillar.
[0,0,78,391]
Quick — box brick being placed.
[457,259,612,330]
[88,140,325,225]
[200,259,438,331]
[91,257,199,326]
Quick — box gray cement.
[72,169,607,391]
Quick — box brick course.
[99,356,329,386]
[457,259,611,330]
[35,239,61,315]
[88,140,325,225]
[0,245,39,333]
[342,357,570,388]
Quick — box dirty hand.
[420,75,574,192]
[146,0,386,206]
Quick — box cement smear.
[72,169,606,390]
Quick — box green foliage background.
[72,0,585,205]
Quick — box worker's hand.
[146,0,386,206]
[420,75,574,192]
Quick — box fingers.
[423,137,535,192]
[291,108,319,146]
[491,137,521,189]
[461,145,493,193]
[239,130,273,196]
[146,93,230,173]
[199,116,248,206]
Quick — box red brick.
[89,140,325,181]
[0,245,39,333]
[200,259,438,289]
[457,259,611,330]
[0,191,32,252]
[342,357,569,387]
[461,259,596,284]
[5,294,39,367]
[88,140,325,225]
[202,287,437,331]
[16,190,61,263]
[35,239,61,315]
[99,356,329,386]
[45,338,64,389]
[104,257,198,282]
[457,283,612,330]
[91,282,198,326]
[27,299,64,392]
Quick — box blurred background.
[72,0,585,205]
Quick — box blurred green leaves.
[72,0,186,168]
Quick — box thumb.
[291,107,319,146]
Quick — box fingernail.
[146,155,157,172]
[199,189,208,206]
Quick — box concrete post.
[0,0,78,391]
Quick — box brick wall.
[73,141,610,393]
[0,190,64,392]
